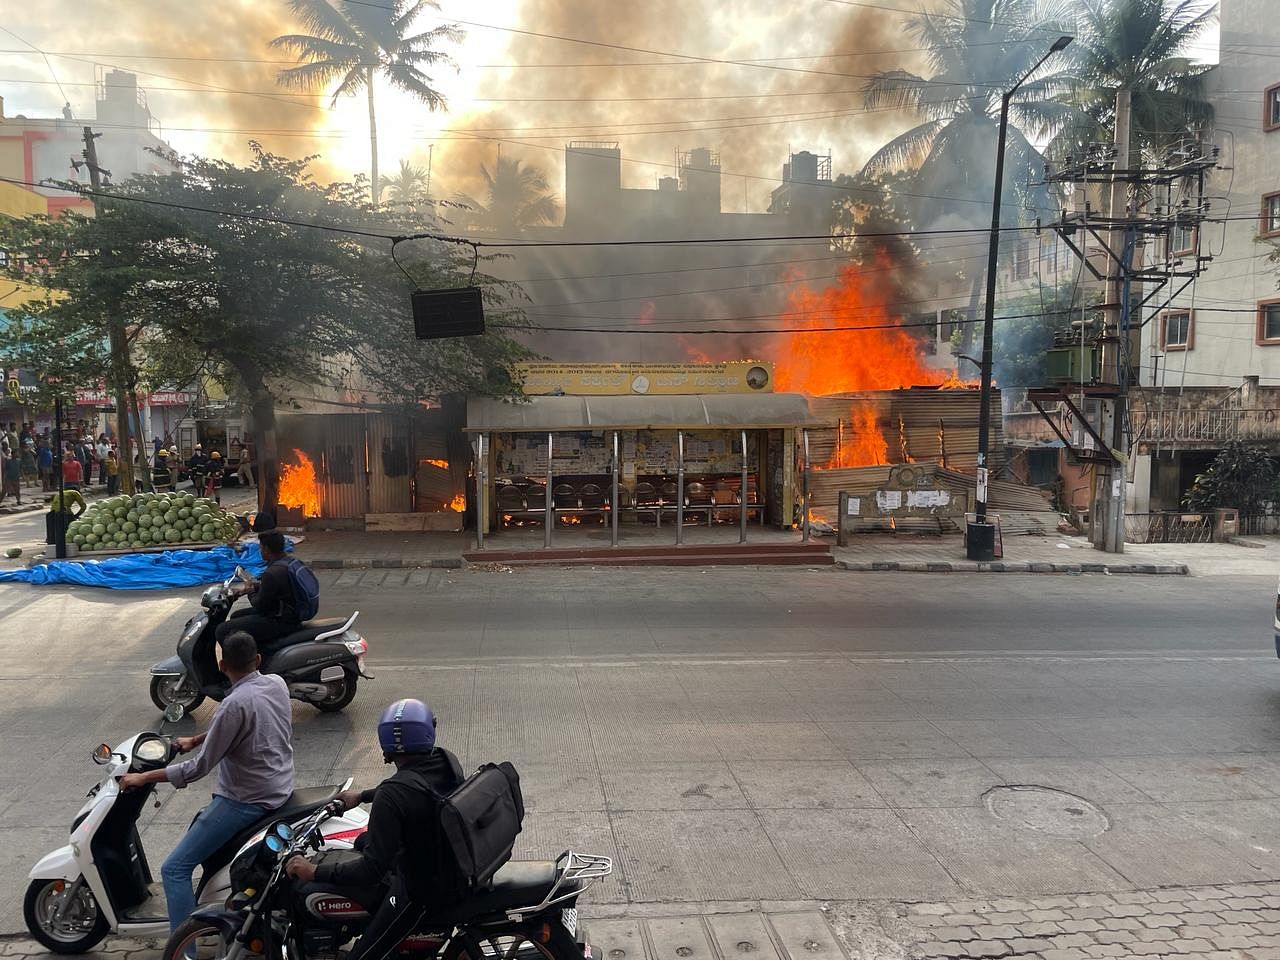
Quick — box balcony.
[1129,406,1280,444]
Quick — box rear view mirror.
[234,565,248,580]
[91,744,112,765]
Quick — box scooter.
[24,720,370,955]
[149,566,371,715]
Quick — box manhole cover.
[983,785,1110,839]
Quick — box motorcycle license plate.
[562,907,578,937]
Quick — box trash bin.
[965,519,996,561]
[45,509,71,546]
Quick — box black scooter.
[149,566,371,716]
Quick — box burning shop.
[465,361,826,544]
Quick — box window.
[1260,299,1280,344]
[1161,310,1193,350]
[1264,193,1280,238]
[1013,239,1032,280]
[1168,223,1197,257]
[1267,83,1280,132]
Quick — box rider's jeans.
[162,794,268,935]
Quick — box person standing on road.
[214,531,308,654]
[235,440,256,488]
[105,449,119,495]
[61,450,83,490]
[96,434,111,485]
[36,439,53,492]
[1,443,22,505]
[116,632,294,939]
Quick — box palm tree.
[1060,0,1215,166]
[271,0,460,205]
[457,156,561,233]
[858,0,1078,342]
[860,0,1075,228]
[385,158,431,205]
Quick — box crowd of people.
[0,420,256,506]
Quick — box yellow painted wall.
[0,139,24,184]
[0,181,46,219]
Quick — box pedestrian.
[153,435,163,458]
[96,434,111,485]
[235,441,255,488]
[36,439,53,492]
[5,423,17,457]
[115,632,294,942]
[21,435,35,484]
[105,448,119,495]
[61,450,83,490]
[0,443,17,505]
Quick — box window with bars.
[1168,223,1196,256]
[1267,83,1280,132]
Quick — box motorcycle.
[149,565,371,715]
[24,721,370,955]
[165,800,612,960]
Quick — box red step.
[463,541,833,567]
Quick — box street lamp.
[967,34,1073,561]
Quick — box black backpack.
[438,762,525,895]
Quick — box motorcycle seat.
[196,785,343,894]
[274,618,350,650]
[451,861,560,921]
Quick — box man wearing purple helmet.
[286,699,463,960]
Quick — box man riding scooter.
[285,699,462,960]
[119,632,294,941]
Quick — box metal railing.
[1124,511,1212,543]
[1129,407,1280,443]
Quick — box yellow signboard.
[516,361,774,396]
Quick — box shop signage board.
[516,361,775,396]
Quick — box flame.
[422,458,449,469]
[828,405,889,469]
[559,514,582,525]
[278,450,321,518]
[448,493,465,512]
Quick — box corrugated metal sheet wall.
[806,389,1003,474]
[366,413,412,514]
[317,415,368,520]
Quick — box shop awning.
[465,393,823,432]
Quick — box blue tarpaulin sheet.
[0,541,273,590]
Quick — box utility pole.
[81,126,136,494]
[1036,104,1217,553]
[1095,90,1132,553]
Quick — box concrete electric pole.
[81,126,136,494]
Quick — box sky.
[0,0,1221,212]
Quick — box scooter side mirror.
[234,565,247,581]
[163,703,185,724]
[91,743,112,765]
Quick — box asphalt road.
[1,567,1277,939]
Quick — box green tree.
[385,158,431,205]
[271,0,460,205]
[1185,441,1278,518]
[989,281,1102,386]
[457,156,561,233]
[1057,0,1215,166]
[0,148,530,513]
[859,0,1077,332]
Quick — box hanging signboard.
[516,361,775,396]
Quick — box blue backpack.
[286,558,320,622]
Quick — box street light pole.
[968,35,1073,561]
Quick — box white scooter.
[24,717,368,954]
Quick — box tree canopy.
[0,146,530,509]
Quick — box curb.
[307,557,464,570]
[835,559,1190,575]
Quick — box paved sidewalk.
[7,884,1280,959]
[834,533,1280,577]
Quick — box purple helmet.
[378,699,436,760]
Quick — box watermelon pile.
[67,492,242,553]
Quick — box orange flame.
[422,458,449,469]
[559,514,583,525]
[278,450,321,518]
[448,493,466,512]
[829,405,889,469]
